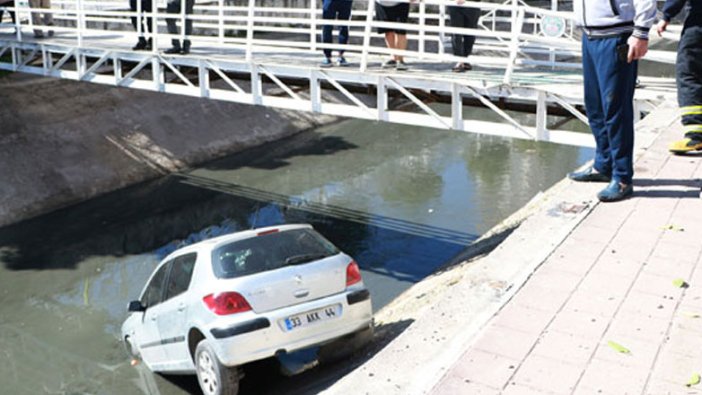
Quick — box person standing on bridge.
[28,0,53,38]
[568,0,656,202]
[657,0,702,154]
[165,0,195,54]
[320,0,353,67]
[448,0,480,72]
[376,0,413,70]
[129,0,153,50]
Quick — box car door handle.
[150,314,157,321]
[294,289,309,298]
[177,303,186,312]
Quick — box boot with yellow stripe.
[669,127,702,154]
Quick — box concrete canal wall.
[0,73,336,227]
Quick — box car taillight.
[203,292,252,315]
[346,260,362,287]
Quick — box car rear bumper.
[207,289,372,367]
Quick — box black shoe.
[568,167,611,183]
[164,47,181,54]
[180,47,190,55]
[133,39,149,51]
[597,180,633,202]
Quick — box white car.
[121,224,373,395]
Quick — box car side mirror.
[128,300,146,312]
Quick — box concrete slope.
[0,73,334,227]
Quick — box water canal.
[0,109,592,394]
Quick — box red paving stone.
[430,118,702,394]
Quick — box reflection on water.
[0,111,592,394]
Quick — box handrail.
[0,0,680,83]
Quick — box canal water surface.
[0,113,591,394]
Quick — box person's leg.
[395,33,407,62]
[143,0,153,38]
[462,6,480,58]
[337,0,352,57]
[166,0,180,49]
[670,25,702,152]
[129,0,139,30]
[321,0,334,59]
[395,3,409,62]
[42,0,53,26]
[597,35,636,186]
[448,6,465,57]
[581,35,612,178]
[182,0,194,51]
[29,0,42,36]
[9,1,16,25]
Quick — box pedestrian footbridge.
[0,0,680,147]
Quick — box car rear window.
[211,228,339,279]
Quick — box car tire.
[195,340,240,395]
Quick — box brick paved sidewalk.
[431,122,702,394]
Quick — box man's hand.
[656,20,669,37]
[627,36,648,63]
[456,0,465,4]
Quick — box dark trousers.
[167,0,194,49]
[0,1,16,25]
[129,0,153,39]
[448,6,479,57]
[676,21,702,137]
[582,34,637,184]
[321,0,352,58]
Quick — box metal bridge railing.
[0,0,607,82]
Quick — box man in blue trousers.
[657,0,702,154]
[568,0,656,202]
[320,0,353,67]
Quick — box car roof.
[161,223,313,261]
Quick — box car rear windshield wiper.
[284,253,329,266]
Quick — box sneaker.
[381,59,396,69]
[336,56,348,67]
[669,136,702,154]
[181,47,190,55]
[452,63,465,73]
[597,180,633,202]
[568,166,611,183]
[320,58,333,68]
[395,61,408,71]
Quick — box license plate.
[283,304,342,331]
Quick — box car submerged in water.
[121,224,374,395]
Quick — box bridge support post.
[77,54,86,79]
[152,57,163,92]
[310,70,321,112]
[199,60,210,98]
[535,90,549,141]
[377,76,388,121]
[451,83,463,130]
[113,55,122,84]
[41,47,50,74]
[251,64,262,105]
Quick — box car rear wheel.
[195,340,240,395]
